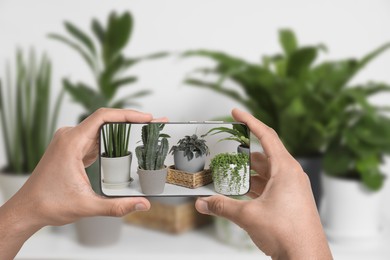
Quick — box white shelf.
[16,224,264,260]
[16,218,390,260]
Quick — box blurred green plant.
[184,29,390,157]
[101,123,131,158]
[0,49,63,174]
[49,11,166,121]
[323,105,390,191]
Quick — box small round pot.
[137,167,167,195]
[213,164,250,195]
[237,145,250,155]
[75,216,122,246]
[101,153,132,184]
[0,171,30,203]
[320,173,384,243]
[174,150,206,173]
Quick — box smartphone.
[99,122,250,197]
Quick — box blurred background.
[0,0,390,259]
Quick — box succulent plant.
[169,134,210,160]
[135,124,170,170]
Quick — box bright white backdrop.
[0,0,389,212]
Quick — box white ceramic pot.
[101,153,132,184]
[215,217,256,250]
[213,164,250,195]
[320,173,384,243]
[0,171,30,203]
[174,151,206,173]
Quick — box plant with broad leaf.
[184,29,390,157]
[0,49,63,174]
[135,124,170,170]
[169,134,210,160]
[101,123,131,158]
[49,11,166,121]
[323,105,390,191]
[202,124,249,148]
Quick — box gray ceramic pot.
[237,145,250,155]
[137,167,167,195]
[296,156,323,209]
[75,216,122,246]
[174,150,206,173]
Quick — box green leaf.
[64,21,96,56]
[111,76,137,89]
[358,42,390,70]
[123,52,168,69]
[356,156,385,191]
[48,33,95,72]
[63,79,106,112]
[279,29,298,56]
[103,12,132,64]
[323,144,354,176]
[286,47,317,78]
[91,19,105,44]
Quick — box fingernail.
[197,199,210,214]
[135,203,148,211]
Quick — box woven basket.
[167,165,213,189]
[124,199,212,234]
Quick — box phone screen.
[99,122,250,197]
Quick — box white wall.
[0,0,390,212]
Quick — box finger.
[250,175,268,196]
[246,191,260,199]
[251,152,269,179]
[232,108,288,158]
[195,195,246,225]
[90,197,151,217]
[151,117,169,123]
[77,108,153,138]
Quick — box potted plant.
[183,29,390,207]
[136,124,170,195]
[202,124,249,155]
[0,49,63,202]
[101,123,132,188]
[321,105,390,242]
[49,11,165,246]
[169,134,209,173]
[210,153,249,195]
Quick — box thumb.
[90,197,151,217]
[195,195,245,224]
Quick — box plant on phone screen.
[169,134,209,160]
[135,124,170,170]
[202,124,249,148]
[101,124,131,158]
[0,49,64,174]
[210,153,249,194]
